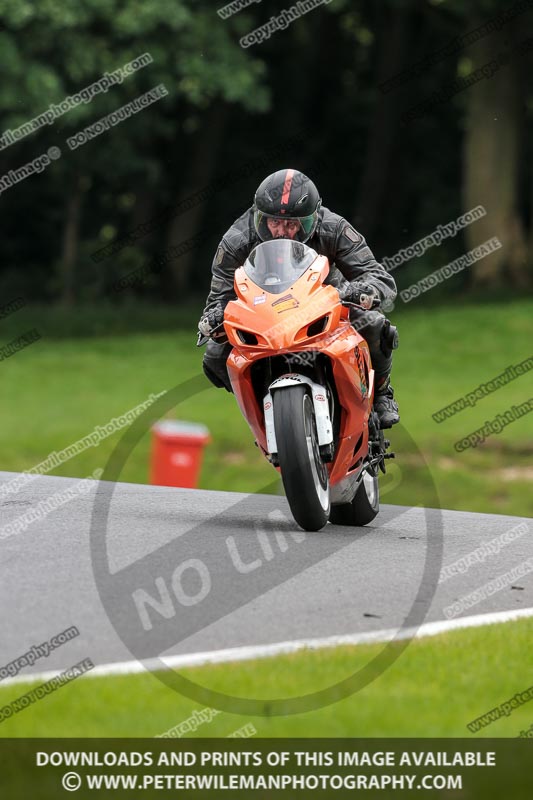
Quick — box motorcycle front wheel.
[273,385,330,531]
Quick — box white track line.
[3,606,533,688]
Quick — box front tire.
[329,468,379,526]
[273,385,330,531]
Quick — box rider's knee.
[380,319,399,358]
[351,308,384,346]
[350,308,398,365]
[202,347,232,392]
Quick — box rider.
[198,169,399,428]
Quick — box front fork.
[263,374,334,464]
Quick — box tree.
[462,12,530,289]
[0,0,269,302]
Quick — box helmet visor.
[254,210,319,243]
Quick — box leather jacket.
[201,205,396,317]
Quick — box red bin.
[150,420,211,488]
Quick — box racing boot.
[373,376,400,428]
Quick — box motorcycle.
[199,239,396,532]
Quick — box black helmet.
[253,168,321,243]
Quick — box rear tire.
[329,469,379,526]
[273,385,330,531]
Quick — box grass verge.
[0,618,531,737]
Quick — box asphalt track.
[0,471,531,679]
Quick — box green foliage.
[0,0,269,136]
[0,0,531,301]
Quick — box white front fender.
[263,373,333,456]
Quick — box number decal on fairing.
[354,347,367,396]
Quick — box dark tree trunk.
[60,174,87,306]
[353,4,411,239]
[164,103,229,298]
[463,18,529,289]
[530,154,533,272]
[131,183,157,249]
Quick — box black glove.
[198,303,225,338]
[340,281,380,310]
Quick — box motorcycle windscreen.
[243,240,319,294]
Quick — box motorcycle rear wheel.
[273,385,330,531]
[329,468,380,526]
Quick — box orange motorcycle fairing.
[224,254,374,489]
